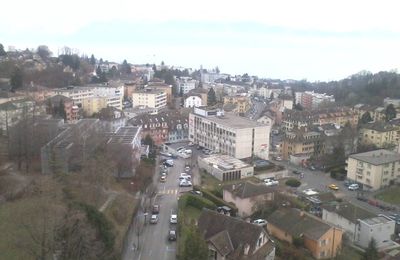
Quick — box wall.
[322,209,356,241]
[304,228,342,259]
[356,218,395,249]
[223,190,273,217]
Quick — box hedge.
[194,185,238,216]
[285,178,301,188]
[186,194,217,210]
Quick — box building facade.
[355,216,395,249]
[359,123,399,148]
[223,95,251,115]
[184,95,202,108]
[281,129,323,160]
[132,89,167,109]
[189,107,270,160]
[346,149,400,190]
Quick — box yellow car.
[328,184,339,191]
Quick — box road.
[246,100,266,120]
[273,159,399,216]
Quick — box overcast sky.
[1,0,400,81]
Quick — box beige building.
[54,87,94,106]
[132,89,167,109]
[281,129,323,160]
[359,123,399,148]
[346,149,400,190]
[223,95,251,115]
[189,107,270,160]
[82,96,107,116]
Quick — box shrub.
[186,194,217,210]
[194,186,238,216]
[285,178,301,188]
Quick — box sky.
[1,0,400,81]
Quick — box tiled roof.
[223,181,274,199]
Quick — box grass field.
[375,186,400,205]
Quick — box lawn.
[375,186,400,205]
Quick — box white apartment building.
[177,77,197,94]
[54,87,94,106]
[295,91,335,109]
[346,149,400,190]
[132,89,167,109]
[189,107,270,160]
[184,95,202,108]
[355,216,395,249]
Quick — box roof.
[223,181,274,199]
[361,216,394,226]
[193,112,264,129]
[201,154,251,171]
[349,149,400,165]
[267,208,332,240]
[107,126,140,145]
[129,110,188,131]
[361,122,396,132]
[48,94,73,103]
[198,209,274,258]
[322,202,376,223]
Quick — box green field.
[375,186,400,205]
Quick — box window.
[208,249,217,260]
[320,239,326,246]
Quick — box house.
[131,88,167,109]
[281,128,323,161]
[223,95,252,115]
[346,149,400,190]
[184,95,203,108]
[322,201,376,241]
[267,208,342,259]
[223,181,274,217]
[98,107,126,132]
[198,209,275,260]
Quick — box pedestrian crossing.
[158,189,179,195]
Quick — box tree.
[10,66,23,92]
[363,238,379,260]
[179,87,184,97]
[207,87,217,106]
[37,45,52,59]
[181,226,208,260]
[161,61,165,66]
[121,59,132,74]
[385,104,396,121]
[59,99,67,121]
[152,64,157,72]
[0,43,7,56]
[143,134,154,152]
[215,66,220,74]
[293,103,303,111]
[360,111,373,124]
[90,54,96,65]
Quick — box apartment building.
[184,95,202,108]
[132,88,167,109]
[147,82,172,104]
[281,129,323,160]
[359,123,399,148]
[189,107,270,160]
[353,104,386,122]
[54,87,94,106]
[346,149,400,190]
[355,216,395,249]
[177,77,196,94]
[46,95,78,122]
[295,91,335,110]
[223,95,251,115]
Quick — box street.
[123,152,195,260]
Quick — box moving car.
[328,184,339,191]
[179,180,192,187]
[152,205,160,214]
[252,219,268,226]
[348,184,359,191]
[168,230,177,241]
[170,214,178,224]
[150,214,159,224]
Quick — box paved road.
[273,159,399,216]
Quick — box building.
[283,108,358,131]
[267,208,343,259]
[223,181,274,217]
[198,209,275,260]
[123,106,160,120]
[46,95,78,122]
[258,87,282,99]
[54,86,94,106]
[223,95,251,115]
[131,88,167,109]
[322,201,376,242]
[130,110,188,145]
[189,107,270,160]
[0,99,41,135]
[346,149,400,190]
[16,85,55,103]
[198,154,254,181]
[187,88,208,106]
[41,119,106,174]
[177,77,196,94]
[295,91,335,110]
[0,91,26,105]
[355,216,395,249]
[281,129,323,161]
[147,82,173,104]
[82,96,107,116]
[257,115,274,127]
[98,107,126,132]
[107,126,142,177]
[184,95,203,108]
[359,122,399,148]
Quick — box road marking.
[166,246,176,252]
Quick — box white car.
[303,188,319,196]
[170,214,178,224]
[252,219,268,226]
[348,184,359,191]
[264,178,279,186]
[180,180,192,187]
[179,176,191,181]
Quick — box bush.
[186,194,217,210]
[285,178,301,188]
[194,186,238,216]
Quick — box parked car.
[160,176,167,182]
[179,180,192,187]
[252,219,268,226]
[274,156,282,161]
[188,142,194,146]
[168,230,177,241]
[179,176,191,181]
[348,184,359,191]
[185,166,191,172]
[170,214,177,224]
[328,184,339,191]
[190,190,203,196]
[264,178,279,186]
[152,205,160,214]
[150,214,159,224]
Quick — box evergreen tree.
[360,111,373,124]
[0,43,6,56]
[90,54,96,65]
[182,226,208,260]
[96,66,102,77]
[207,87,217,106]
[10,66,23,92]
[385,104,396,121]
[121,59,132,74]
[179,87,184,97]
[59,99,67,120]
[152,64,157,72]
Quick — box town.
[1,44,400,260]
